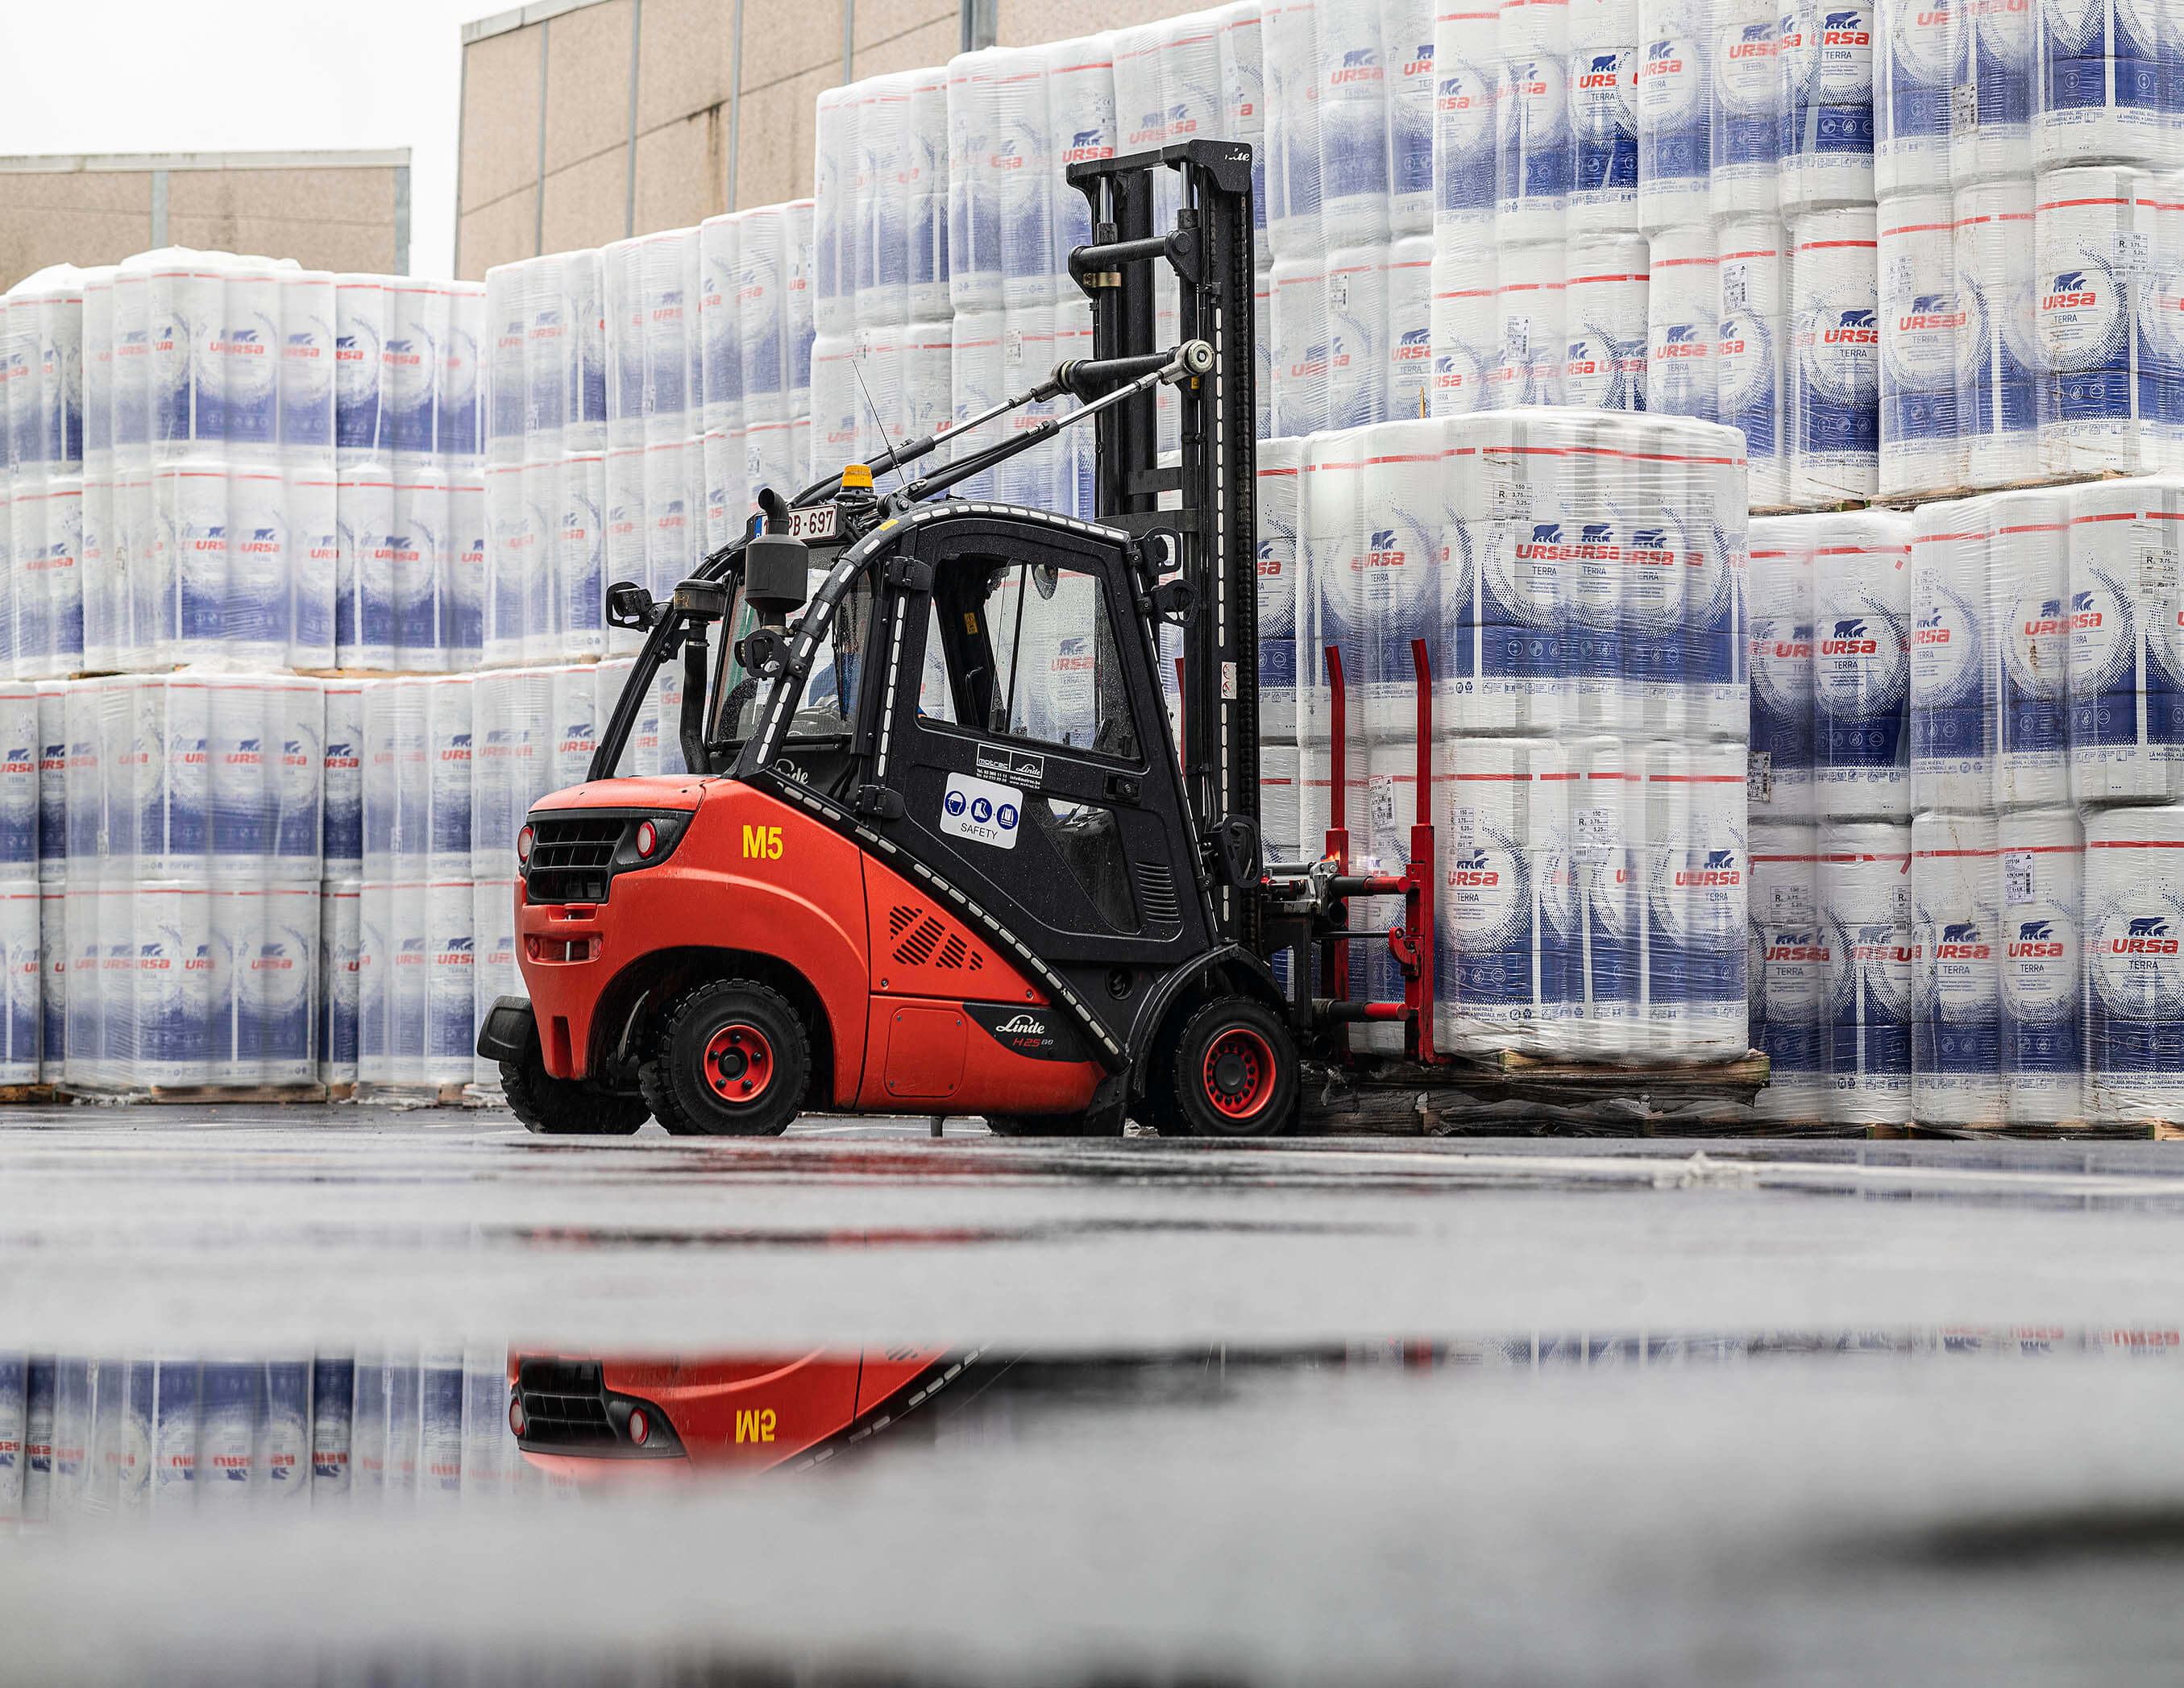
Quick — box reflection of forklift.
[475,139,1435,1138]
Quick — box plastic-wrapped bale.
[1996,805,2082,1126]
[1952,177,2041,490]
[1879,192,1965,500]
[2065,475,2184,807]
[1747,515,1817,824]
[1750,821,1825,1120]
[1256,436,1303,744]
[1908,496,1995,815]
[1787,205,1879,505]
[1808,507,1912,822]
[2084,801,2184,1130]
[1637,738,1749,1065]
[1989,487,2071,812]
[1817,818,1913,1126]
[1436,733,1568,1056]
[2033,168,2164,477]
[1635,0,1712,232]
[1777,0,1875,214]
[1909,809,2003,1126]
[1562,732,1643,1060]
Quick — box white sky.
[0,0,485,277]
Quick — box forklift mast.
[1067,140,1260,952]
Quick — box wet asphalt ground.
[6,1106,2184,1684]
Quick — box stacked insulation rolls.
[1747,478,2184,1130]
[484,201,815,668]
[1875,0,2184,498]
[1268,407,1750,1064]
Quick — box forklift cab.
[719,504,1221,1072]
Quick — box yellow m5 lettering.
[742,824,784,861]
[733,1408,777,1444]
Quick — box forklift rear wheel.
[500,1041,650,1136]
[1171,998,1298,1137]
[640,978,810,1137]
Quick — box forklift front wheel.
[500,1039,650,1136]
[1172,998,1298,1138]
[640,978,811,1137]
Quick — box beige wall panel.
[734,68,826,210]
[636,0,728,131]
[851,0,953,58]
[462,26,546,213]
[542,147,633,254]
[737,7,838,96]
[168,167,396,229]
[633,114,725,237]
[0,209,151,291]
[165,216,397,274]
[854,15,956,79]
[545,0,637,175]
[0,172,153,216]
[998,0,1180,42]
[458,189,542,280]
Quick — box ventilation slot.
[895,915,947,967]
[889,904,917,939]
[935,935,967,969]
[1135,861,1181,930]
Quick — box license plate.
[787,504,839,541]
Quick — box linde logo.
[2070,589,2102,629]
[2011,919,2064,958]
[1660,324,1707,356]
[996,1013,1046,1035]
[1821,9,1871,43]
[1729,23,1774,54]
[1823,616,1879,654]
[1937,921,1989,959]
[1644,41,1684,75]
[1766,930,1829,961]
[2024,597,2066,637]
[1827,309,1879,344]
[1630,526,1676,565]
[2113,915,2178,955]
[2045,271,2096,311]
[1899,293,1966,331]
[1331,46,1384,84]
[1914,601,1949,645]
[1518,522,1569,562]
[1451,847,1499,886]
[1675,848,1741,887]
[1364,529,1407,568]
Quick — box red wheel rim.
[703,1022,775,1104]
[1202,1026,1277,1121]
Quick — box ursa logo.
[2011,918,2064,958]
[1576,523,1617,559]
[1063,127,1110,163]
[1827,309,1879,344]
[2045,271,2096,310]
[2023,597,2066,637]
[1451,846,1500,886]
[1899,292,1965,331]
[1729,22,1774,54]
[1518,523,1567,562]
[2070,589,2103,629]
[239,527,280,555]
[1938,921,1988,958]
[284,332,320,355]
[442,733,472,760]
[2113,915,2178,955]
[1677,847,1742,887]
[1396,326,1431,358]
[1582,52,1624,82]
[1822,9,1870,42]
[227,738,263,765]
[438,936,475,960]
[1767,929,1829,961]
[1914,600,1949,645]
[383,338,421,367]
[1364,528,1406,569]
[1630,527,1675,564]
[1645,40,1684,73]
[1822,616,1879,654]
[1167,102,1201,135]
[1663,325,1704,353]
[252,943,296,973]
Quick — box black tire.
[639,978,810,1138]
[1170,998,1298,1138]
[500,1041,649,1136]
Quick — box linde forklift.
[474,139,1438,1137]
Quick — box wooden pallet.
[1299,1051,1774,1136]
[0,1084,59,1105]
[57,1082,328,1106]
[353,1081,488,1109]
[1756,467,2136,521]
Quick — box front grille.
[516,1358,616,1449]
[528,817,622,904]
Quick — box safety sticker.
[941,772,1022,851]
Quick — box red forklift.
[475,140,1436,1138]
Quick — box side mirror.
[605,582,656,630]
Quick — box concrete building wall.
[0,151,409,290]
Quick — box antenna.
[847,339,907,491]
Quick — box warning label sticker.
[940,772,1022,851]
